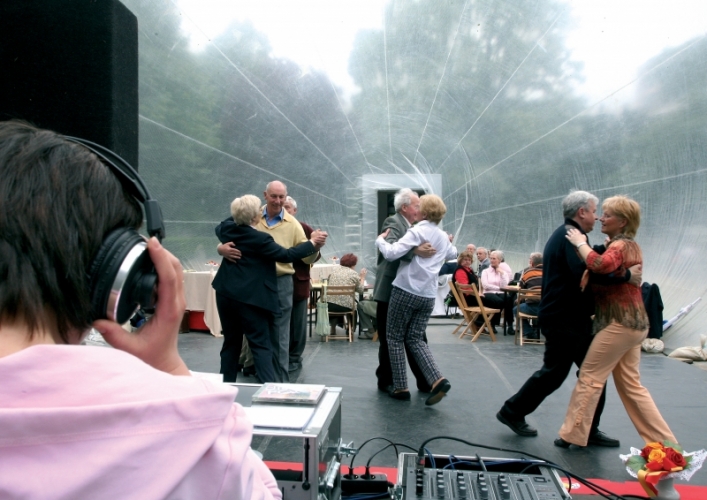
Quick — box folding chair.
[454,283,500,342]
[448,282,470,336]
[325,285,356,342]
[515,288,543,346]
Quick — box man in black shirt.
[496,190,640,447]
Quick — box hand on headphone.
[93,237,190,376]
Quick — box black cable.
[416,435,553,464]
[342,493,391,500]
[349,437,409,472]
[366,443,416,468]
[537,462,648,500]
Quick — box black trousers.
[375,300,431,391]
[480,292,514,326]
[502,322,606,433]
[216,293,281,383]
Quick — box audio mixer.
[394,453,571,500]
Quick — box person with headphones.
[0,121,281,499]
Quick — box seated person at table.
[476,247,491,274]
[512,252,543,339]
[326,253,366,333]
[0,121,280,499]
[438,256,458,276]
[452,250,479,289]
[480,250,515,334]
[357,299,378,338]
[446,250,478,308]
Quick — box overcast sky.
[176,0,707,103]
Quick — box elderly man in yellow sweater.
[218,181,326,381]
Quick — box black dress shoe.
[554,437,572,448]
[417,384,432,393]
[378,384,394,393]
[425,378,451,406]
[587,430,620,447]
[388,389,411,401]
[496,410,538,437]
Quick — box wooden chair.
[325,285,357,342]
[453,282,500,342]
[448,282,470,336]
[515,288,543,346]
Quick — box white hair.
[393,188,416,212]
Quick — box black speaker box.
[0,0,139,168]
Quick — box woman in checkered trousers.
[375,194,457,406]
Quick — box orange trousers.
[559,321,676,446]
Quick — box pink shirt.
[0,345,281,500]
[480,266,510,293]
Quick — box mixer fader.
[395,453,571,500]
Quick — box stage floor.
[178,316,707,495]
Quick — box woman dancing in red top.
[556,195,676,448]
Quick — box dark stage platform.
[178,316,707,496]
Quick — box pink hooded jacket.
[0,344,281,500]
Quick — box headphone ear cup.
[89,228,155,323]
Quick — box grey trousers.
[289,296,308,364]
[357,299,377,332]
[273,274,294,382]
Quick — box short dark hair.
[0,120,142,342]
[339,253,358,268]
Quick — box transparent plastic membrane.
[122,0,707,349]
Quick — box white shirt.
[376,220,457,298]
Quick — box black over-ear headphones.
[64,137,166,325]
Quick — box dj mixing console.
[394,453,571,500]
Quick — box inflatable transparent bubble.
[122,0,707,349]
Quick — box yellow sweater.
[257,211,319,276]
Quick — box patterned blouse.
[326,266,364,310]
[586,235,649,334]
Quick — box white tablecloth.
[432,274,454,317]
[183,270,222,337]
[310,263,339,282]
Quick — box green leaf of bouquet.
[626,456,647,472]
[664,440,683,453]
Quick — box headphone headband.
[64,136,165,240]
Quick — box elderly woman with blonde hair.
[213,195,325,383]
[556,195,677,448]
[376,194,457,406]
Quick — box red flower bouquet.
[621,441,706,498]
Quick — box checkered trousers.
[386,286,442,390]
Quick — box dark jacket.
[372,212,414,303]
[451,265,478,287]
[292,221,319,302]
[538,219,595,329]
[212,218,317,314]
[538,218,630,329]
[642,282,664,339]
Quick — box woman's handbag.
[315,281,330,337]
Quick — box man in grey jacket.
[373,188,436,393]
